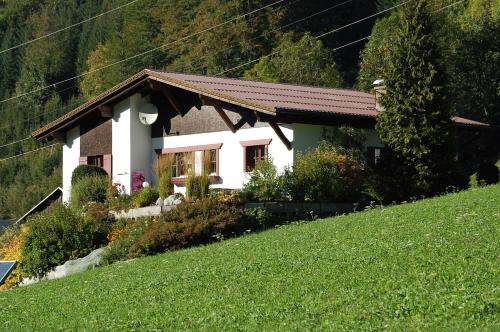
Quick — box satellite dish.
[139,103,159,125]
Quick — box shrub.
[132,187,159,208]
[21,204,112,278]
[128,198,247,257]
[155,154,175,198]
[0,225,28,290]
[71,165,108,185]
[289,142,365,202]
[185,173,210,200]
[243,159,285,202]
[158,174,173,199]
[71,175,109,209]
[101,218,151,265]
[476,162,499,185]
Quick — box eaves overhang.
[32,69,276,140]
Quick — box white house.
[32,70,487,202]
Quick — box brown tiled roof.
[158,71,377,117]
[32,69,488,139]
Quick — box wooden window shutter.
[79,157,88,165]
[103,154,112,176]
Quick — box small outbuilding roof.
[32,69,488,140]
[16,187,63,224]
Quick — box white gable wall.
[62,126,80,203]
[112,94,153,194]
[112,98,132,193]
[130,94,153,187]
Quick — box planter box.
[112,205,176,220]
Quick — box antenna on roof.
[139,103,159,126]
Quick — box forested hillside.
[0,0,498,219]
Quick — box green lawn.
[1,186,499,331]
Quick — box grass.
[1,185,499,331]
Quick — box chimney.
[373,79,385,112]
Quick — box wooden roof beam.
[269,122,292,150]
[98,105,113,118]
[213,104,237,133]
[51,131,66,144]
[200,96,238,133]
[149,80,184,116]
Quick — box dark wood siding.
[152,105,268,138]
[80,117,112,157]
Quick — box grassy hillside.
[1,185,499,330]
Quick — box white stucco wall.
[130,94,153,185]
[292,123,324,160]
[62,126,80,203]
[112,98,132,193]
[112,94,153,194]
[152,125,294,194]
[292,124,384,156]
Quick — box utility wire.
[0,0,142,55]
[0,0,285,105]
[194,0,354,73]
[0,144,59,163]
[435,0,465,12]
[0,137,32,149]
[0,0,293,115]
[0,0,464,156]
[218,0,469,76]
[0,0,344,148]
[0,100,82,131]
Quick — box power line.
[435,0,465,12]
[0,0,142,55]
[0,0,348,147]
[0,144,59,163]
[217,0,417,76]
[194,0,354,74]
[0,137,32,149]
[0,0,285,105]
[0,0,464,153]
[0,0,290,145]
[0,0,292,115]
[1,0,341,118]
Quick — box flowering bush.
[0,225,28,290]
[107,182,126,199]
[132,171,145,191]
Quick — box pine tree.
[375,0,454,198]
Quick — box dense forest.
[0,0,498,219]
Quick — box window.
[158,144,222,180]
[366,147,382,167]
[204,149,218,175]
[240,139,272,172]
[88,155,104,167]
[175,152,194,176]
[245,145,268,171]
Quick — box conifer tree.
[375,0,454,198]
